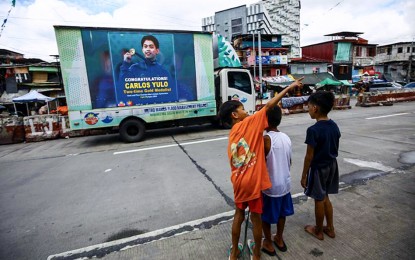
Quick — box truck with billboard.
[54,26,256,142]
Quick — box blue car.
[403,82,415,88]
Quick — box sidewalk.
[52,166,414,260]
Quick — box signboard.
[256,55,288,65]
[79,29,198,108]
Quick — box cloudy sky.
[0,0,414,61]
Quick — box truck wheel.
[120,119,146,142]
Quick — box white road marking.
[114,136,228,155]
[104,169,112,173]
[344,158,395,172]
[365,112,409,120]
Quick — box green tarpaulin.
[316,78,344,87]
[335,42,351,61]
[339,80,354,86]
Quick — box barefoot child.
[261,106,294,256]
[220,78,303,260]
[301,91,341,240]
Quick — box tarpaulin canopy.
[316,78,344,88]
[12,90,55,115]
[12,90,55,103]
[339,80,354,86]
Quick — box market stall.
[316,78,351,109]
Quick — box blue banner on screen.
[81,29,197,108]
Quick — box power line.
[0,0,16,38]
[301,0,344,31]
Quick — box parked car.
[403,82,415,88]
[366,82,401,92]
[391,82,403,88]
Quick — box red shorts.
[235,196,263,214]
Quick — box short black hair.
[266,106,282,128]
[218,100,243,126]
[308,91,335,115]
[141,35,159,49]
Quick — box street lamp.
[253,33,256,80]
[257,20,263,98]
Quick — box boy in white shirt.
[261,106,294,255]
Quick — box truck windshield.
[228,71,252,94]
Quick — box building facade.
[0,49,63,109]
[202,4,274,42]
[261,0,301,58]
[301,32,377,81]
[232,34,289,79]
[375,42,415,83]
[202,1,301,59]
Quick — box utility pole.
[258,24,263,98]
[408,38,414,83]
[253,33,256,80]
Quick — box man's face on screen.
[142,40,159,60]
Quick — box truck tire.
[119,119,146,143]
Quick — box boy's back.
[306,119,340,168]
[263,131,292,197]
[228,108,271,203]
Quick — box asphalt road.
[0,100,414,260]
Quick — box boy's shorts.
[235,196,263,214]
[305,159,339,201]
[261,193,294,224]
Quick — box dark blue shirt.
[305,119,341,168]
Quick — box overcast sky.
[0,0,414,61]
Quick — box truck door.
[225,70,256,114]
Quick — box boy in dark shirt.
[300,91,341,240]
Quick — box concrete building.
[301,32,378,81]
[202,4,273,42]
[201,1,301,59]
[375,42,415,83]
[261,0,301,58]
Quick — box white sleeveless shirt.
[263,131,292,197]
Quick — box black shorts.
[305,159,339,201]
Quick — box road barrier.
[356,89,415,107]
[0,115,25,144]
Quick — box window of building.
[356,46,362,57]
[339,66,349,75]
[397,47,403,53]
[387,47,392,55]
[231,18,242,35]
[408,47,411,53]
[368,47,376,57]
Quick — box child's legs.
[262,220,272,242]
[250,212,262,257]
[231,207,245,258]
[261,220,275,252]
[314,198,325,233]
[324,195,334,229]
[275,216,286,241]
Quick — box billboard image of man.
[117,35,177,106]
[119,35,172,83]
